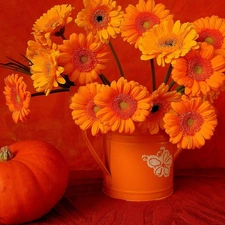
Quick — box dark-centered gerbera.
[172,42,225,97]
[58,32,109,85]
[163,97,217,149]
[94,77,152,134]
[192,15,225,57]
[120,0,173,48]
[138,83,181,134]
[139,19,199,66]
[32,4,74,44]
[3,74,31,123]
[70,82,108,136]
[30,43,65,96]
[75,0,124,43]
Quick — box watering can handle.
[82,131,111,177]
[174,147,183,160]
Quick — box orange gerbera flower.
[139,19,199,66]
[94,77,152,134]
[192,15,225,57]
[163,97,217,149]
[70,83,108,136]
[120,0,173,48]
[30,43,65,96]
[58,32,109,84]
[172,42,225,97]
[75,0,124,43]
[32,4,73,44]
[138,83,181,134]
[3,74,31,123]
[26,38,53,61]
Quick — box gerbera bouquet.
[1,0,225,150]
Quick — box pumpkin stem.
[0,146,13,162]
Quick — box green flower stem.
[168,80,176,91]
[150,59,156,91]
[176,85,185,93]
[109,41,125,78]
[31,88,70,97]
[163,64,173,84]
[99,74,111,86]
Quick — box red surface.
[0,0,225,174]
[19,169,225,225]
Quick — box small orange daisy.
[139,19,199,66]
[192,15,225,57]
[70,82,108,136]
[120,0,173,48]
[172,42,225,97]
[30,43,65,96]
[138,83,181,134]
[32,4,74,44]
[58,32,109,85]
[163,97,218,149]
[94,77,152,134]
[3,74,31,123]
[75,0,124,43]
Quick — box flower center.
[111,94,137,119]
[163,39,175,47]
[92,7,109,29]
[45,17,62,30]
[197,28,224,49]
[205,37,214,45]
[159,34,180,52]
[73,48,97,72]
[179,111,203,135]
[187,118,194,127]
[43,62,52,77]
[16,94,21,105]
[11,88,23,110]
[135,12,160,34]
[80,56,88,64]
[120,101,128,110]
[93,105,100,113]
[193,65,203,74]
[143,21,150,29]
[151,104,160,113]
[87,100,99,119]
[188,57,213,81]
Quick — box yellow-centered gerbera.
[30,43,65,96]
[3,74,31,123]
[163,97,218,149]
[172,42,225,97]
[120,0,173,48]
[139,19,199,66]
[94,77,152,134]
[70,83,108,136]
[75,0,124,43]
[192,15,225,57]
[58,32,109,85]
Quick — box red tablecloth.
[24,169,225,225]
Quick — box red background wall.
[0,0,225,174]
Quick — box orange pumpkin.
[0,140,69,225]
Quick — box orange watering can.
[83,130,182,201]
